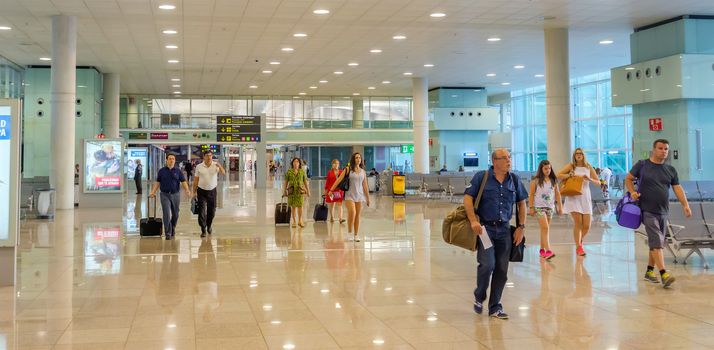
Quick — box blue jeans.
[474,224,512,314]
[160,192,181,236]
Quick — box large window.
[510,71,632,173]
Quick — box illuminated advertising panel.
[0,107,10,242]
[126,147,148,180]
[84,139,124,193]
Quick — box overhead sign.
[216,115,261,142]
[401,144,414,153]
[128,132,147,140]
[649,118,662,131]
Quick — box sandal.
[339,219,346,223]
[298,221,305,227]
[291,223,297,228]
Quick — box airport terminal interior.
[2,1,714,349]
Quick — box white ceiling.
[0,0,711,96]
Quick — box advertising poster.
[126,147,148,180]
[84,139,123,193]
[0,108,10,241]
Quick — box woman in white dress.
[328,152,371,242]
[557,148,600,257]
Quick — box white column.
[102,73,120,138]
[352,98,364,129]
[255,114,267,188]
[544,28,572,167]
[412,77,429,174]
[50,15,77,210]
[127,96,138,128]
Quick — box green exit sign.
[401,145,414,153]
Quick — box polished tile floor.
[3,174,714,349]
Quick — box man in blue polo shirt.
[149,153,192,240]
[463,148,528,319]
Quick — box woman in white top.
[557,148,600,257]
[529,160,562,260]
[328,152,371,242]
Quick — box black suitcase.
[140,196,163,237]
[313,196,328,222]
[275,197,291,226]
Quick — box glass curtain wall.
[0,55,24,99]
[509,72,632,173]
[121,95,413,130]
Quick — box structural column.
[544,28,572,167]
[412,77,429,174]
[127,96,138,128]
[50,15,77,210]
[102,73,120,138]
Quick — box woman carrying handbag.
[328,152,370,242]
[324,159,346,223]
[557,148,599,257]
[283,157,310,228]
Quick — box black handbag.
[337,167,350,192]
[509,173,525,262]
[191,198,198,215]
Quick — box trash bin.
[33,188,56,219]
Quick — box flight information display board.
[216,115,261,142]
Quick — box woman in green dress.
[283,157,310,227]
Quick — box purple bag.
[615,192,642,229]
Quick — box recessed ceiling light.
[333,71,343,75]
[501,82,511,86]
[487,37,501,42]
[158,4,175,10]
[293,33,307,38]
[348,62,359,66]
[165,45,178,49]
[281,47,294,52]
[262,70,273,74]
[172,84,180,88]
[430,12,446,18]
[424,64,434,67]
[514,65,525,69]
[173,91,181,94]
[298,92,306,95]
[353,93,360,96]
[270,61,280,65]
[535,74,545,78]
[168,59,179,63]
[313,9,330,15]
[370,49,382,53]
[382,80,391,84]
[249,85,258,89]
[77,85,87,88]
[0,26,11,30]
[319,80,328,84]
[309,86,317,89]
[162,29,177,34]
[403,72,413,76]
[171,78,181,82]
[486,73,496,77]
[393,35,406,40]
[368,86,376,90]
[599,40,614,45]
[39,57,51,61]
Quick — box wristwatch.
[517,224,525,229]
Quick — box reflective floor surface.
[3,174,714,349]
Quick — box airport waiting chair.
[447,177,468,202]
[590,182,611,214]
[667,202,714,268]
[698,181,714,201]
[422,175,445,198]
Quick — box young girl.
[529,160,563,260]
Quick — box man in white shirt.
[193,150,226,237]
[600,166,613,197]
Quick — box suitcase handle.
[148,195,158,218]
[321,195,326,206]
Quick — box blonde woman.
[324,159,345,223]
[328,152,370,242]
[283,157,310,227]
[557,148,599,257]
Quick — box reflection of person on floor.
[156,250,183,313]
[286,226,306,293]
[194,239,220,322]
[558,257,595,347]
[325,222,346,272]
[531,261,557,341]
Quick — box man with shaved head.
[463,148,528,319]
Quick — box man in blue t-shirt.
[149,153,192,240]
[625,139,691,288]
[463,148,528,320]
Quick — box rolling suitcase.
[275,197,291,226]
[392,175,406,198]
[140,196,163,237]
[313,196,329,222]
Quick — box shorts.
[534,207,553,218]
[642,211,667,249]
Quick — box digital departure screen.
[216,115,261,142]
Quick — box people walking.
[328,152,370,242]
[134,159,143,194]
[324,159,345,223]
[463,149,528,319]
[283,157,310,228]
[528,160,562,260]
[557,148,599,257]
[625,139,691,288]
[192,150,226,237]
[149,154,192,240]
